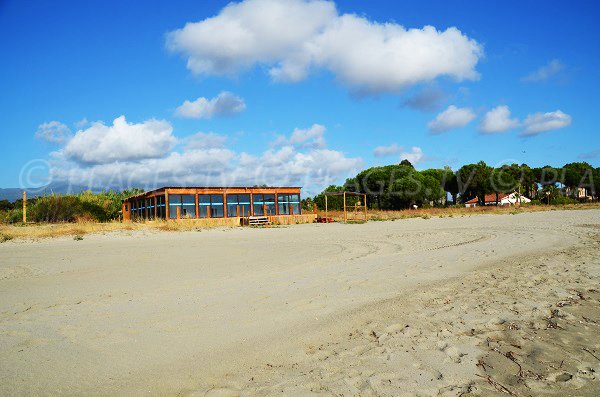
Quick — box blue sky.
[1,0,598,195]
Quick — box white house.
[465,192,531,208]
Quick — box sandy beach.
[0,210,598,396]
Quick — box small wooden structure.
[324,191,367,223]
[248,216,271,226]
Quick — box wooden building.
[122,186,302,221]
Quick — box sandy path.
[0,210,598,396]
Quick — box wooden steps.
[248,216,271,226]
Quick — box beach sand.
[0,210,598,396]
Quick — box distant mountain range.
[0,183,105,201]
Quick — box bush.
[0,189,140,224]
[549,196,579,205]
[0,209,24,224]
[30,195,85,222]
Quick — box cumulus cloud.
[522,59,564,82]
[63,116,176,164]
[175,91,246,119]
[274,124,327,149]
[46,120,360,196]
[521,110,572,136]
[35,121,72,144]
[289,124,326,148]
[74,118,89,129]
[478,105,520,134]
[428,105,475,134]
[373,144,403,157]
[166,0,483,94]
[399,146,424,165]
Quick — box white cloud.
[74,118,89,129]
[63,116,176,164]
[166,0,483,94]
[522,59,564,82]
[35,121,72,144]
[478,105,520,134]
[428,105,475,134]
[521,110,572,136]
[289,124,326,148]
[46,121,360,196]
[373,144,403,157]
[175,91,246,119]
[185,132,228,150]
[273,124,327,149]
[399,146,424,165]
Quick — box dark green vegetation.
[1,161,598,223]
[0,189,143,224]
[311,161,599,210]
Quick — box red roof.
[466,193,510,204]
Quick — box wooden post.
[22,191,26,223]
[237,204,240,217]
[207,205,211,219]
[195,193,199,218]
[165,190,170,220]
[343,192,347,223]
[363,194,367,221]
[325,195,328,220]
[176,206,181,220]
[313,202,317,214]
[154,196,158,219]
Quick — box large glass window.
[137,199,144,218]
[277,194,301,215]
[210,194,224,218]
[198,194,224,218]
[181,195,195,218]
[130,200,137,220]
[290,193,301,215]
[198,194,210,218]
[156,195,166,219]
[168,194,196,219]
[146,198,154,220]
[252,194,275,216]
[226,194,251,217]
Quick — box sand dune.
[0,210,598,395]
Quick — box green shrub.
[549,196,578,205]
[30,195,84,222]
[3,209,23,224]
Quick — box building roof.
[123,186,302,201]
[465,192,510,204]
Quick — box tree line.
[308,160,599,211]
